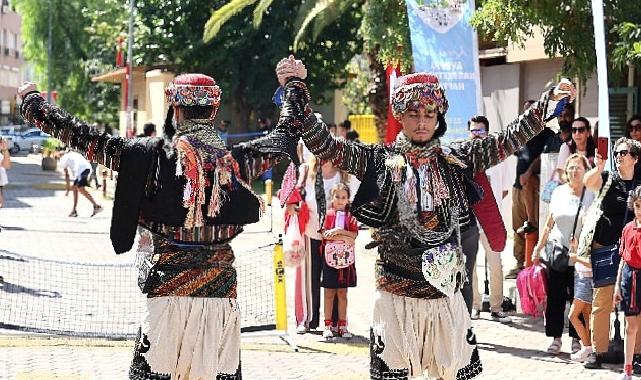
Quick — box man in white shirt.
[59,151,102,217]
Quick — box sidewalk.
[0,154,625,379]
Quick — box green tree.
[470,0,641,84]
[14,0,123,125]
[205,0,413,140]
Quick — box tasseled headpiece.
[165,73,222,119]
[391,73,448,120]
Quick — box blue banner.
[405,0,482,142]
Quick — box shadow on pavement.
[0,280,62,298]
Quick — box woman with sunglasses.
[625,115,641,143]
[580,137,641,369]
[555,117,596,181]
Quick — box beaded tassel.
[404,166,417,205]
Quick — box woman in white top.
[533,153,595,360]
[0,138,11,208]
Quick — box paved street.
[0,154,626,379]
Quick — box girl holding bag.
[533,154,595,357]
[321,182,358,339]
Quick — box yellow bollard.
[265,179,273,206]
[273,238,287,331]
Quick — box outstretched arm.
[18,83,128,171]
[453,80,576,174]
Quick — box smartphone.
[597,137,609,160]
[335,211,345,229]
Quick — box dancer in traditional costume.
[18,73,299,380]
[275,56,575,380]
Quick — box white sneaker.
[491,311,513,324]
[296,324,308,334]
[470,309,480,320]
[570,346,593,362]
[322,325,334,339]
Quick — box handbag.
[543,241,570,272]
[590,177,632,288]
[283,216,305,267]
[542,187,585,272]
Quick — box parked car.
[12,129,51,152]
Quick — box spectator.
[467,116,513,323]
[555,117,596,180]
[581,137,641,369]
[613,185,641,380]
[337,120,351,138]
[137,122,156,137]
[59,151,103,217]
[544,103,575,154]
[218,120,230,146]
[533,154,595,358]
[506,100,556,278]
[625,115,641,143]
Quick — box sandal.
[546,338,562,355]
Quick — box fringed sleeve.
[451,91,556,174]
[20,92,128,171]
[282,80,373,181]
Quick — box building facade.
[0,0,23,125]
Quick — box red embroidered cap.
[392,72,448,120]
[165,73,222,108]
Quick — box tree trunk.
[367,51,388,142]
[230,84,251,136]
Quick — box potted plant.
[41,137,62,171]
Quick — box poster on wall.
[405,0,482,142]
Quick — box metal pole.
[47,0,52,103]
[125,0,135,135]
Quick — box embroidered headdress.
[165,73,222,111]
[391,73,448,120]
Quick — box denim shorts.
[574,272,593,304]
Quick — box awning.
[91,67,147,83]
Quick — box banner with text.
[405,0,482,142]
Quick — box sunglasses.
[572,127,587,133]
[614,150,630,158]
[470,129,486,135]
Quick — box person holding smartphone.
[581,137,641,369]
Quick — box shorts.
[73,169,91,187]
[620,263,641,316]
[573,272,593,304]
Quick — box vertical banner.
[405,0,482,142]
[591,0,611,167]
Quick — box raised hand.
[551,78,576,102]
[18,82,38,99]
[276,55,307,86]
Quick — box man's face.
[219,122,228,131]
[559,107,574,124]
[468,121,488,140]
[399,107,438,143]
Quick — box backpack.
[516,264,548,318]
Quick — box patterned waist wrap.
[375,229,452,299]
[139,228,238,299]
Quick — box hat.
[391,73,448,120]
[165,73,222,108]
